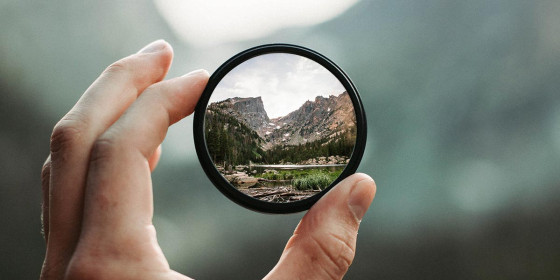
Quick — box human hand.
[40,40,376,280]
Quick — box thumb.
[264,173,376,280]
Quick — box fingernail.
[138,39,167,54]
[348,177,375,221]
[182,69,209,77]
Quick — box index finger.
[81,69,209,239]
[43,40,174,277]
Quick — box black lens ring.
[193,44,367,214]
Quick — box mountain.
[208,97,270,132]
[263,92,355,148]
[205,105,266,165]
[206,91,356,165]
[208,92,355,147]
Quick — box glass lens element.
[204,53,357,203]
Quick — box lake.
[249,164,346,173]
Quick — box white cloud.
[209,53,346,118]
[154,0,360,47]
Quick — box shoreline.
[249,163,346,169]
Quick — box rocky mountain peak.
[264,91,355,147]
[207,91,355,150]
[209,96,270,131]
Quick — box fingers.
[41,155,51,243]
[80,70,209,242]
[148,145,163,172]
[44,40,174,277]
[264,173,376,280]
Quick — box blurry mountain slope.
[0,1,176,278]
[0,0,175,118]
[296,0,560,223]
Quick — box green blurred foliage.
[205,108,266,166]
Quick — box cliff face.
[206,91,355,151]
[208,97,270,132]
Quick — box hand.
[40,40,376,280]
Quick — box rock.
[252,170,257,174]
[233,176,258,188]
[235,165,248,171]
[225,171,259,188]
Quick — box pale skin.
[40,40,377,280]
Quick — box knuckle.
[50,119,85,154]
[90,137,120,165]
[333,237,355,274]
[102,58,137,89]
[311,232,356,279]
[103,59,131,77]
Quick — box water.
[223,164,345,188]
[249,164,345,173]
[247,164,345,188]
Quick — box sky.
[209,53,346,118]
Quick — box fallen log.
[253,190,288,198]
[257,178,291,183]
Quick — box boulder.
[233,176,258,188]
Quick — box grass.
[256,169,313,181]
[254,168,343,190]
[291,169,343,191]
[292,173,331,191]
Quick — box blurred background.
[2,0,560,279]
